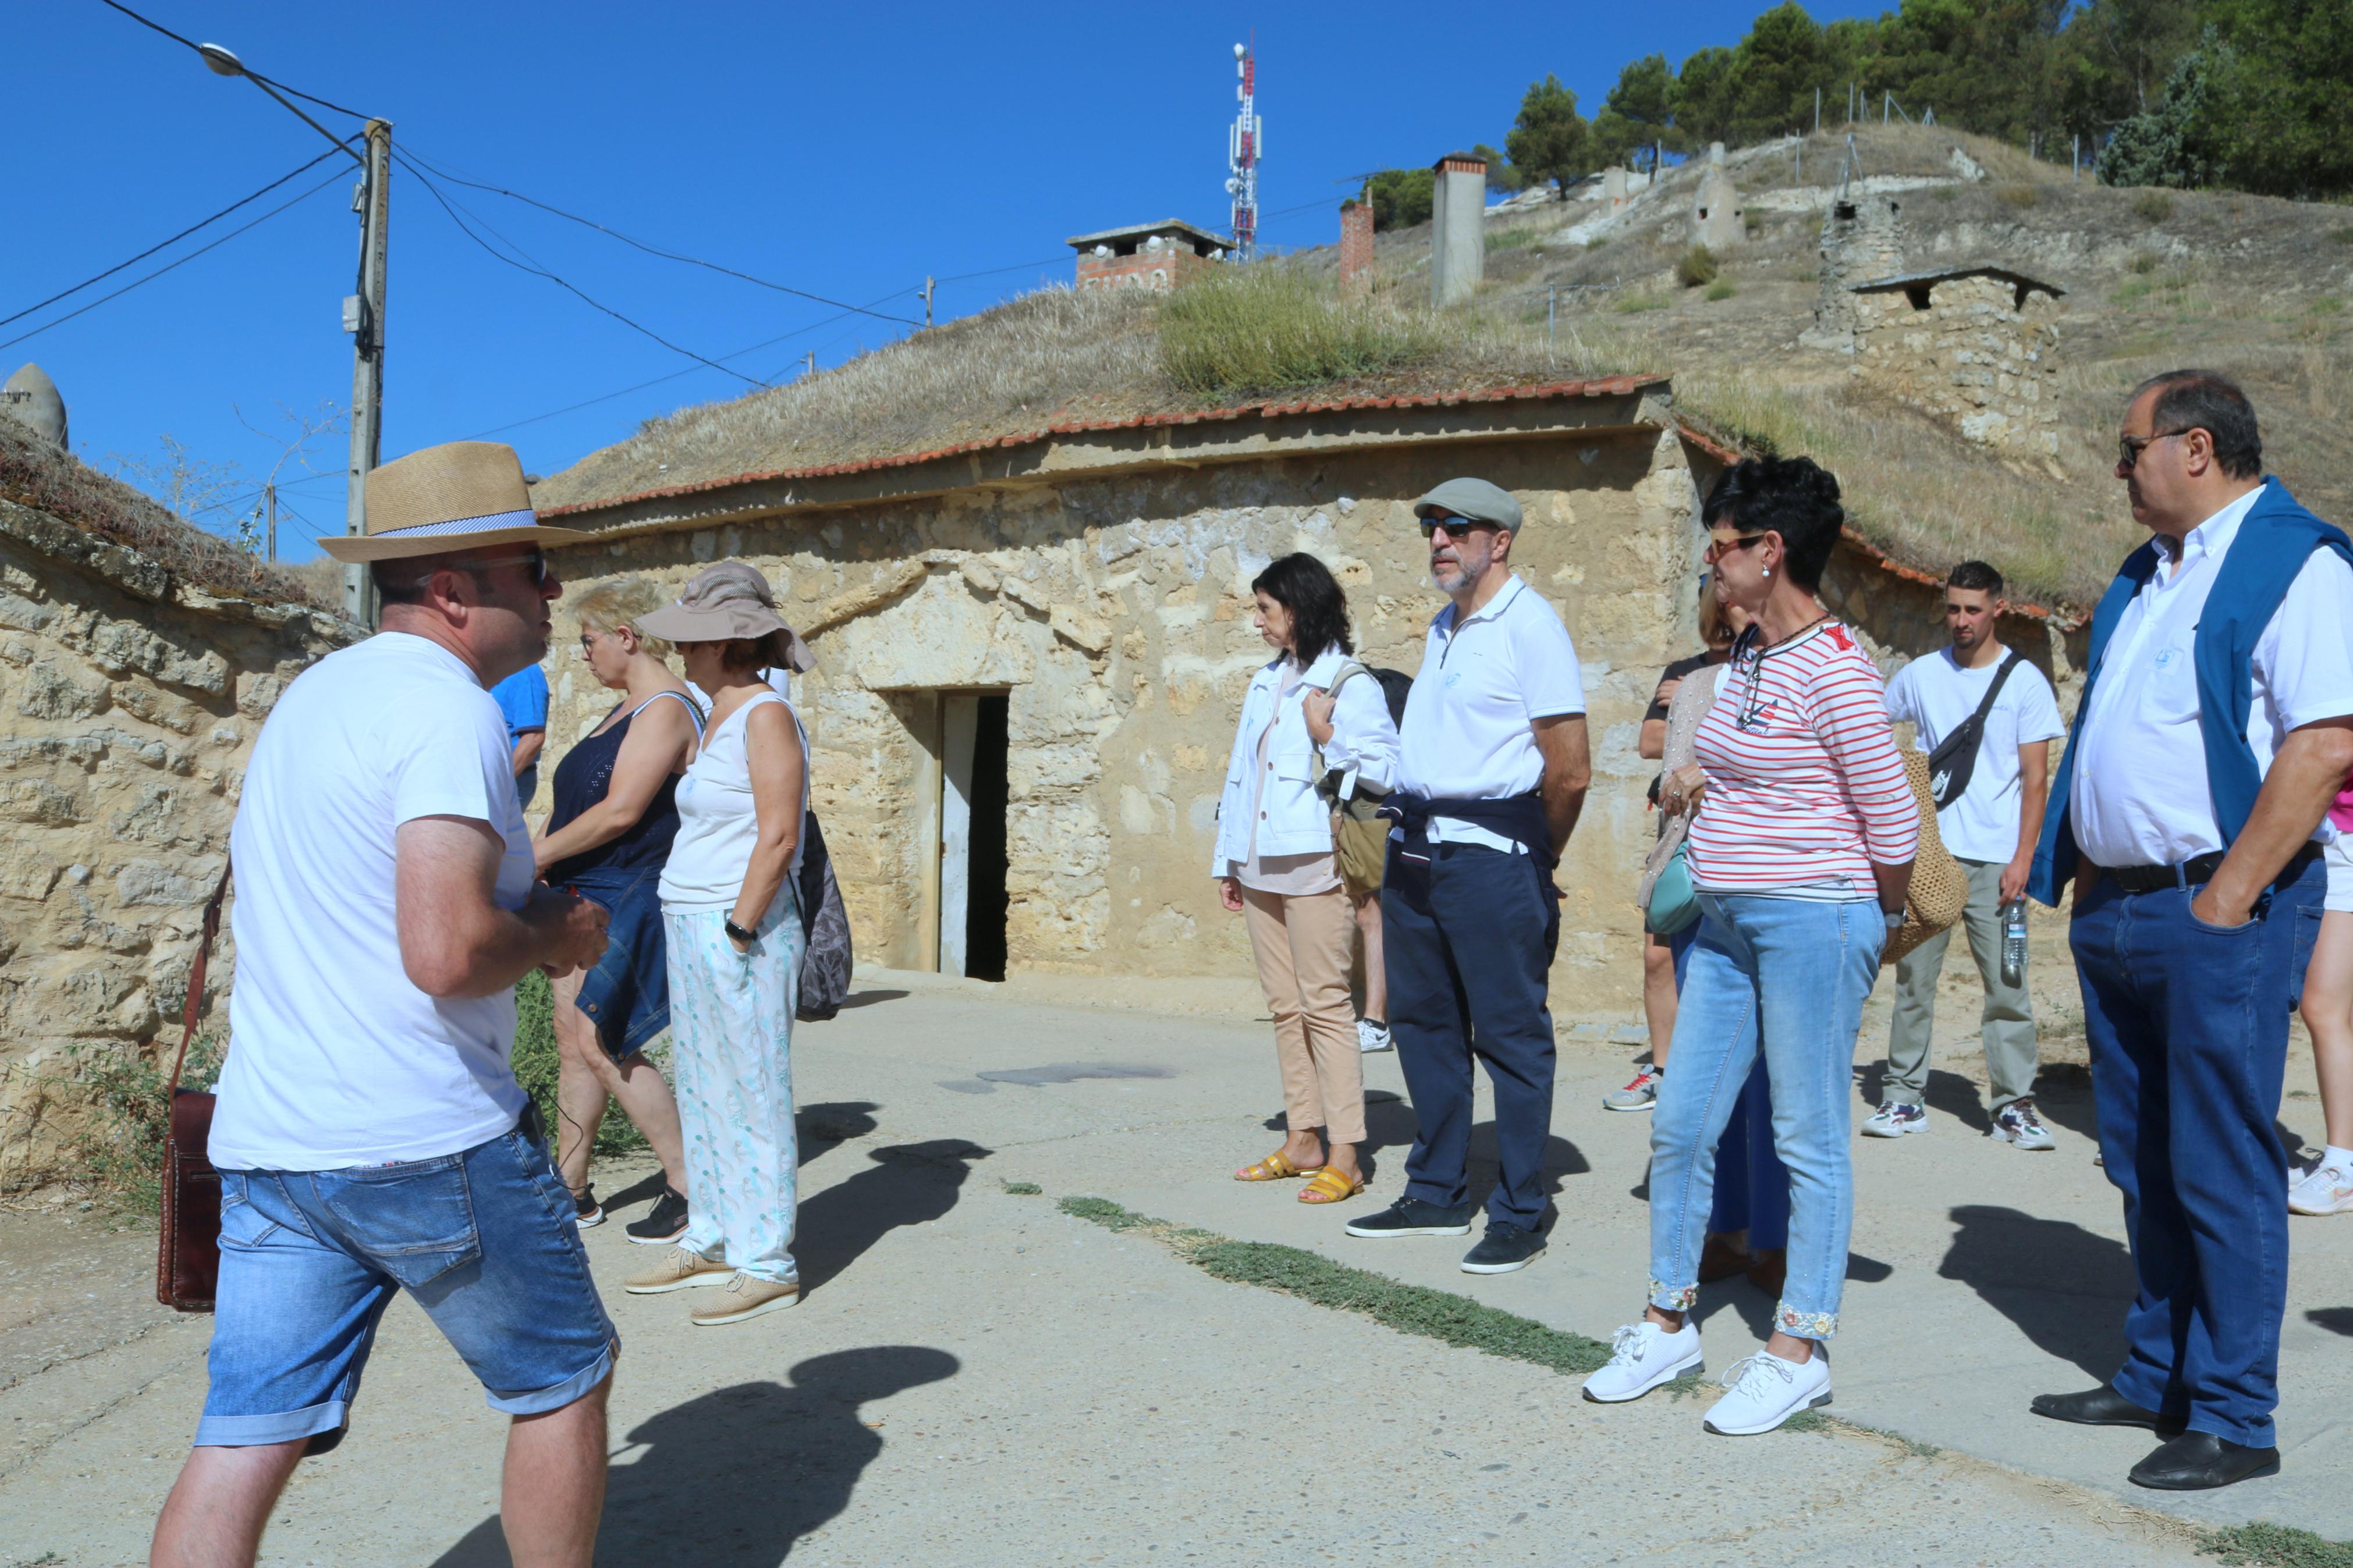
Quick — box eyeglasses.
[2117,430,2187,471]
[1419,514,1502,540]
[1702,533,1766,565]
[464,546,551,587]
[577,627,608,652]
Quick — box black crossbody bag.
[1925,652,2021,811]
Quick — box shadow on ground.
[1940,1204,2134,1381]
[427,1347,960,1566]
[798,1140,991,1293]
[1854,1060,1997,1134]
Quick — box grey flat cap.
[1412,477,1524,535]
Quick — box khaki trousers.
[1887,858,2040,1110]
[1242,884,1367,1144]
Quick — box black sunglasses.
[1419,514,1503,539]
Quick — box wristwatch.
[1883,908,1905,929]
[725,919,756,945]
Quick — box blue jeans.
[1670,925,1789,1248]
[198,1123,617,1447]
[1382,841,1559,1229]
[1649,894,1884,1338]
[2070,856,2326,1447]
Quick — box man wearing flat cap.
[154,442,619,1567]
[1343,477,1591,1275]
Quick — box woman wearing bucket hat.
[620,563,818,1326]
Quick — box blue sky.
[9,1,1882,560]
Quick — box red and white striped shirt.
[1687,621,1918,897]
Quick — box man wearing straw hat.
[152,442,618,1568]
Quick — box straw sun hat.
[636,563,816,673]
[320,440,587,563]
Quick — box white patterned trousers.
[662,896,803,1285]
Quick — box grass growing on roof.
[1158,266,1446,397]
[1056,1194,1612,1375]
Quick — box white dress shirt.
[1395,576,1585,854]
[2070,488,2353,869]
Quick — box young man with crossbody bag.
[1871,561,2067,1146]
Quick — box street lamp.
[198,40,389,627]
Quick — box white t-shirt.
[659,689,809,909]
[2071,489,2353,868]
[1396,575,1585,854]
[210,634,536,1170]
[1884,646,2066,863]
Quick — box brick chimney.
[1338,200,1375,297]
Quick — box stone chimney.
[1429,151,1487,308]
[1691,165,1746,251]
[1339,199,1375,298]
[1801,193,1905,353]
[0,364,66,449]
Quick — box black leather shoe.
[1343,1196,1473,1239]
[2029,1386,2183,1435]
[2128,1431,2281,1491]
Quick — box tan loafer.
[690,1273,801,1325]
[623,1247,733,1294]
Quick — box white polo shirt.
[2070,487,2353,869]
[1884,646,2066,864]
[1396,575,1585,854]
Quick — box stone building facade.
[535,379,1699,1013]
[1850,267,2065,456]
[0,496,356,1183]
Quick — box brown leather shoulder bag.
[155,865,231,1313]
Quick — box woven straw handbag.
[1886,749,1969,966]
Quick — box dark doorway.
[964,694,1009,980]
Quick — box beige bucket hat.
[635,563,816,672]
[321,440,588,563]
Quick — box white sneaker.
[1356,1018,1394,1054]
[1861,1100,1929,1137]
[1990,1098,2055,1151]
[2289,1162,2353,1216]
[1581,1321,1704,1404]
[1703,1349,1832,1435]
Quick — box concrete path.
[2,965,2341,1565]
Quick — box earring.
[1762,567,1772,578]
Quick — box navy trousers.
[1381,841,1559,1229]
[2068,855,2325,1447]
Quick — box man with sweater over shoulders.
[2027,372,2353,1491]
[1341,477,1591,1275]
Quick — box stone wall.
[1854,274,2062,457]
[541,424,1701,1022]
[0,499,357,1185]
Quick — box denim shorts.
[196,1123,618,1448]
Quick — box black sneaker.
[1461,1221,1546,1274]
[624,1186,690,1246]
[1343,1196,1473,1239]
[572,1186,605,1228]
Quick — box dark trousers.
[2068,856,2325,1447]
[1381,841,1559,1229]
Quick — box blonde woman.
[623,563,817,1326]
[534,579,703,1243]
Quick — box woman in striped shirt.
[1582,456,1918,1435]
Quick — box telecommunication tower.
[1225,42,1261,262]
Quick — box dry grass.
[1159,266,1449,396]
[0,421,329,608]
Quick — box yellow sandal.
[1235,1152,1319,1182]
[1298,1167,1366,1204]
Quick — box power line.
[0,167,347,353]
[395,152,770,390]
[94,0,372,120]
[399,145,922,328]
[0,145,354,330]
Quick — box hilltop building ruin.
[1067,221,1227,293]
[1850,265,2065,457]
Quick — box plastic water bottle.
[2000,898,2028,989]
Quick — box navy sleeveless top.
[546,691,704,887]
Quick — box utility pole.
[343,119,391,628]
[265,483,276,562]
[1815,87,1821,135]
[805,351,817,377]
[918,275,935,328]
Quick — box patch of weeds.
[8,1553,65,1567]
[2113,279,2157,306]
[1781,1407,1835,1435]
[1677,244,1720,289]
[1057,1195,1148,1231]
[1999,184,2040,210]
[1486,227,1538,251]
[1584,235,1609,251]
[1002,1180,1043,1196]
[2312,296,2345,317]
[2199,1521,2353,1567]
[2130,251,2160,274]
[2334,226,2353,246]
[2133,190,2174,225]
[1614,291,1669,314]
[1159,266,1445,397]
[509,970,648,1160]
[1663,1371,1711,1401]
[1705,279,1737,302]
[45,1033,228,1215]
[1932,185,1958,203]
